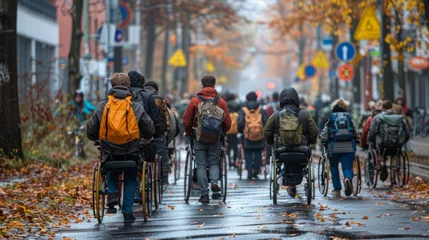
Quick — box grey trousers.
[194,140,221,196]
[153,135,169,183]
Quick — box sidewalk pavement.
[409,136,429,157]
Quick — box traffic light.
[267,81,276,89]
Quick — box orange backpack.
[99,95,140,144]
[243,107,264,141]
[227,112,239,135]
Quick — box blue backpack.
[329,112,354,142]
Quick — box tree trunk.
[0,0,23,157]
[381,0,394,101]
[180,14,191,96]
[424,1,429,29]
[144,10,156,80]
[161,20,170,95]
[331,33,340,100]
[68,0,84,95]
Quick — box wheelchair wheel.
[263,147,268,180]
[352,156,362,196]
[317,154,329,196]
[174,147,180,184]
[141,161,152,222]
[92,164,105,224]
[272,158,278,205]
[366,150,378,188]
[269,156,273,200]
[157,156,164,205]
[152,160,159,209]
[237,144,244,180]
[220,149,228,203]
[397,152,409,187]
[403,152,410,185]
[184,147,193,203]
[306,160,313,205]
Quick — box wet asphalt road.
[57,158,429,240]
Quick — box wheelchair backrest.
[100,139,140,161]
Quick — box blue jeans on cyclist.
[107,171,137,214]
[244,148,262,179]
[194,140,221,201]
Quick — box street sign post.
[304,65,317,78]
[354,6,381,40]
[335,42,356,62]
[337,64,355,82]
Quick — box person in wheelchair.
[264,87,318,198]
[368,100,410,186]
[87,73,155,222]
[320,98,359,197]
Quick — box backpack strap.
[214,96,220,105]
[298,110,308,137]
[274,110,280,149]
[196,95,206,102]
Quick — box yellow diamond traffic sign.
[168,49,187,67]
[312,50,329,69]
[206,62,215,73]
[354,6,381,40]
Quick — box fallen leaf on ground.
[198,208,203,212]
[250,181,255,185]
[345,221,351,226]
[362,216,368,220]
[385,213,393,216]
[282,220,293,224]
[289,213,297,218]
[376,214,382,218]
[399,227,410,230]
[196,223,205,228]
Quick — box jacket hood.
[144,86,158,96]
[245,100,259,110]
[128,70,144,88]
[379,114,403,125]
[279,87,300,109]
[196,87,218,98]
[108,86,133,99]
[227,100,241,113]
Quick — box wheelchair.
[92,139,156,223]
[365,144,409,188]
[269,146,315,204]
[317,146,362,197]
[184,136,228,203]
[236,135,268,180]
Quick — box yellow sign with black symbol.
[168,49,187,67]
[354,6,381,40]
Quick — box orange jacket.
[183,87,231,136]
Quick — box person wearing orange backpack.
[226,93,241,168]
[238,92,268,180]
[87,73,154,222]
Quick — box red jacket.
[183,87,231,136]
[360,116,373,149]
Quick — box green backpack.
[274,109,307,146]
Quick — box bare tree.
[0,0,23,157]
[68,0,84,95]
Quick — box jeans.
[328,152,354,190]
[227,135,238,166]
[244,148,263,177]
[194,140,221,196]
[107,170,137,214]
[154,135,169,183]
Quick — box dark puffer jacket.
[128,71,162,137]
[86,86,155,141]
[264,88,318,147]
[238,100,268,149]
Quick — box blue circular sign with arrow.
[304,65,317,78]
[335,42,356,62]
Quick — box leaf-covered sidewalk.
[0,159,95,239]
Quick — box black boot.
[107,192,119,208]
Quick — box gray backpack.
[378,114,406,148]
[195,96,225,144]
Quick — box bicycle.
[67,125,86,158]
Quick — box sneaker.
[344,178,353,197]
[106,207,117,214]
[123,213,136,223]
[211,183,221,193]
[198,194,210,204]
[212,192,221,200]
[107,192,119,208]
[253,174,259,180]
[287,186,297,198]
[380,166,388,181]
[331,189,341,197]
